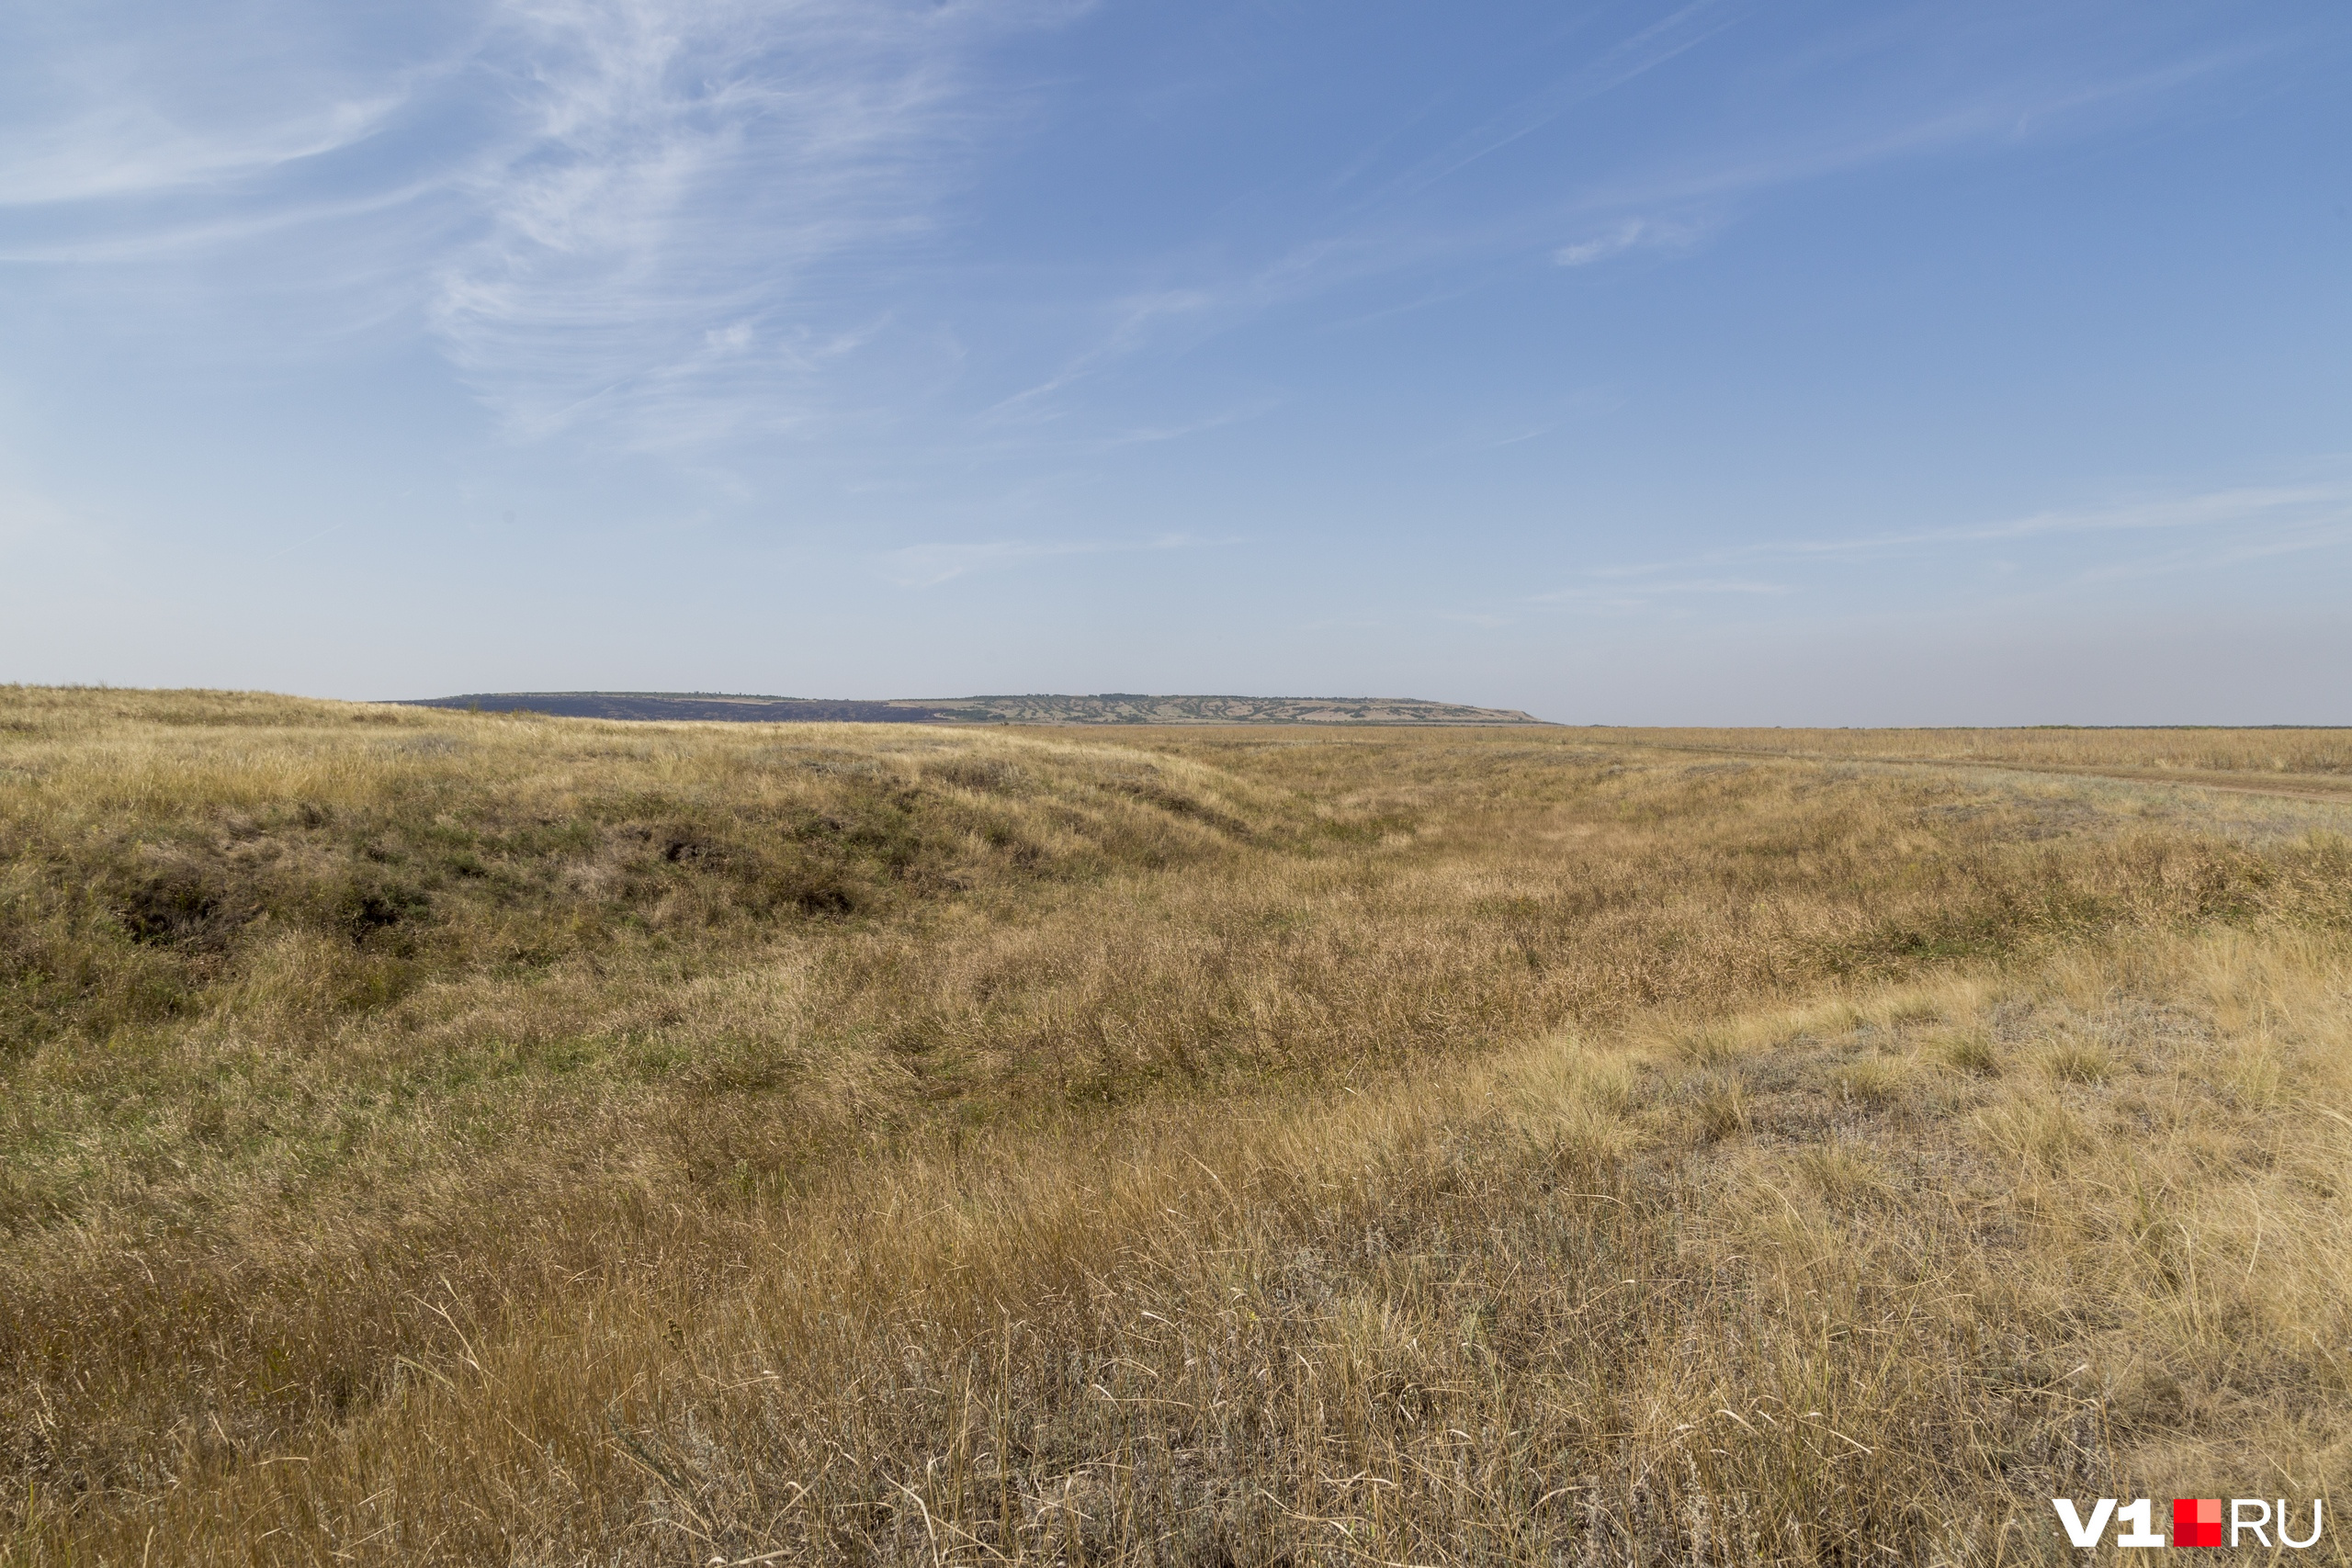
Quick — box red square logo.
[2174,1498,2223,1547]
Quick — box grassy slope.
[404,693,1549,726]
[1605,727,2352,782]
[4,690,2351,1563]
[894,695,1546,725]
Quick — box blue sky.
[3,0,2346,722]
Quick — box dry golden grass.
[5,689,2351,1563]
[1599,727,2352,789]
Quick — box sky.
[2,0,2347,724]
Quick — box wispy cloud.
[1554,220,1647,268]
[1592,479,2352,578]
[0,92,410,206]
[1376,0,1752,203]
[3,0,1078,446]
[1527,475,2352,616]
[429,0,1079,446]
[1095,400,1280,448]
[983,289,1217,420]
[0,1,2308,469]
[1556,40,2269,235]
[972,17,2282,425]
[878,532,1205,587]
[1553,214,1708,267]
[1532,577,1792,613]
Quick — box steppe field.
[7,688,2352,1566]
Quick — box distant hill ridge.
[395,692,1546,726]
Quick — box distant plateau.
[393,692,1547,726]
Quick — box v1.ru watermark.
[2052,1497,2324,1549]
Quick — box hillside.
[6,687,2352,1563]
[397,690,1546,725]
